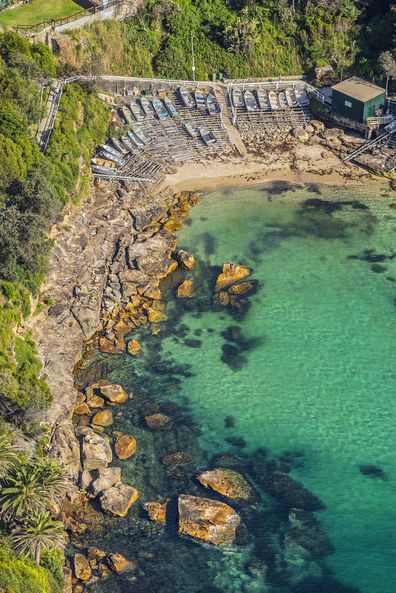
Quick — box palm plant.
[33,457,68,505]
[0,457,67,520]
[10,511,66,564]
[0,434,18,479]
[0,462,47,519]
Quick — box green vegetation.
[0,32,110,427]
[57,0,394,84]
[0,437,66,593]
[0,0,83,29]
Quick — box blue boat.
[194,90,206,110]
[151,97,169,119]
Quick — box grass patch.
[0,0,83,28]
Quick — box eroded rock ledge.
[29,180,197,475]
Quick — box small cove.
[76,182,396,593]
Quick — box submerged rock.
[177,278,195,298]
[178,494,240,545]
[359,464,388,481]
[162,451,193,467]
[114,434,137,460]
[144,499,169,524]
[127,339,142,357]
[197,468,257,501]
[100,483,139,517]
[106,552,136,574]
[215,263,252,292]
[228,281,256,296]
[268,472,325,511]
[176,249,195,270]
[145,412,173,430]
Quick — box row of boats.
[231,87,310,112]
[91,122,217,177]
[91,125,152,176]
[118,88,221,124]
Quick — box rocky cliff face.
[29,180,180,471]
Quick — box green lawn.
[0,0,83,28]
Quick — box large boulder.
[100,483,139,517]
[114,434,137,460]
[82,430,112,472]
[197,468,256,501]
[91,467,121,497]
[99,383,128,404]
[73,553,91,581]
[86,381,128,404]
[106,552,136,574]
[178,494,240,546]
[215,263,251,292]
[92,409,113,427]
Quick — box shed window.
[345,100,352,108]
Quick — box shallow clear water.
[162,183,396,593]
[80,183,396,593]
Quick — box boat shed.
[331,77,385,123]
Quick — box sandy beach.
[165,142,381,193]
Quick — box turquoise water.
[80,183,396,593]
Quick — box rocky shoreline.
[27,137,377,592]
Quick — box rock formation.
[178,494,240,545]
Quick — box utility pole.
[191,33,196,82]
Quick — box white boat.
[256,89,270,110]
[91,164,118,176]
[285,89,298,108]
[100,150,124,165]
[231,87,244,108]
[178,87,196,108]
[207,93,221,115]
[101,144,123,159]
[129,100,144,121]
[121,135,138,153]
[278,91,288,110]
[268,90,281,110]
[120,106,133,124]
[183,123,196,138]
[294,87,310,106]
[132,125,152,145]
[194,90,206,110]
[139,96,155,116]
[244,90,259,112]
[111,138,128,154]
[199,128,216,145]
[127,130,144,148]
